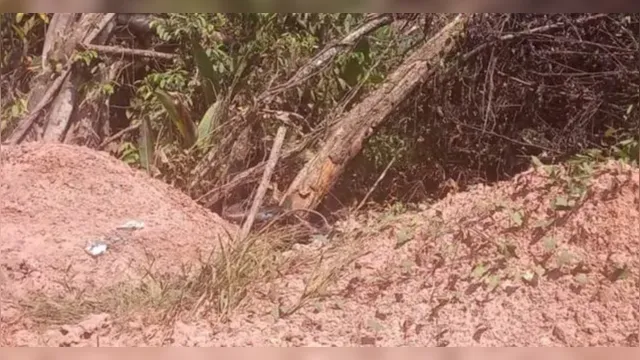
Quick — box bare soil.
[1,143,638,346]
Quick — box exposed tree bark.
[7,13,118,146]
[64,59,124,147]
[281,14,470,211]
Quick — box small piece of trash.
[117,220,145,230]
[85,240,108,257]
[310,234,329,244]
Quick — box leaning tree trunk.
[281,14,469,211]
[7,13,117,147]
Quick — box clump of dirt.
[0,143,233,335]
[1,143,638,346]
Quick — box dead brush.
[14,271,188,329]
[186,222,312,319]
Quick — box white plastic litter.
[85,240,108,257]
[117,220,145,230]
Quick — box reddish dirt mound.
[181,162,635,347]
[0,143,232,301]
[1,145,638,346]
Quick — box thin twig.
[462,13,609,62]
[98,122,140,150]
[256,14,393,104]
[78,43,177,60]
[355,156,396,212]
[257,208,332,236]
[482,47,497,133]
[454,121,560,153]
[197,134,316,207]
[238,126,287,241]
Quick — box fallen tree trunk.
[281,14,470,211]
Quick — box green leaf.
[197,98,226,150]
[138,118,154,174]
[154,89,196,148]
[486,274,501,291]
[556,250,574,267]
[532,218,553,229]
[119,142,139,165]
[37,13,49,24]
[190,39,217,106]
[604,127,617,138]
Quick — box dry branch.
[77,43,177,60]
[355,156,396,212]
[191,14,395,205]
[256,13,393,104]
[196,129,316,207]
[238,126,287,241]
[461,13,609,62]
[98,122,141,150]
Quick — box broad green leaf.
[197,98,224,150]
[154,89,196,148]
[138,118,154,174]
[190,39,217,106]
[154,89,181,128]
[175,99,197,147]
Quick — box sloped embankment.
[2,145,638,346]
[209,162,640,346]
[163,160,637,346]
